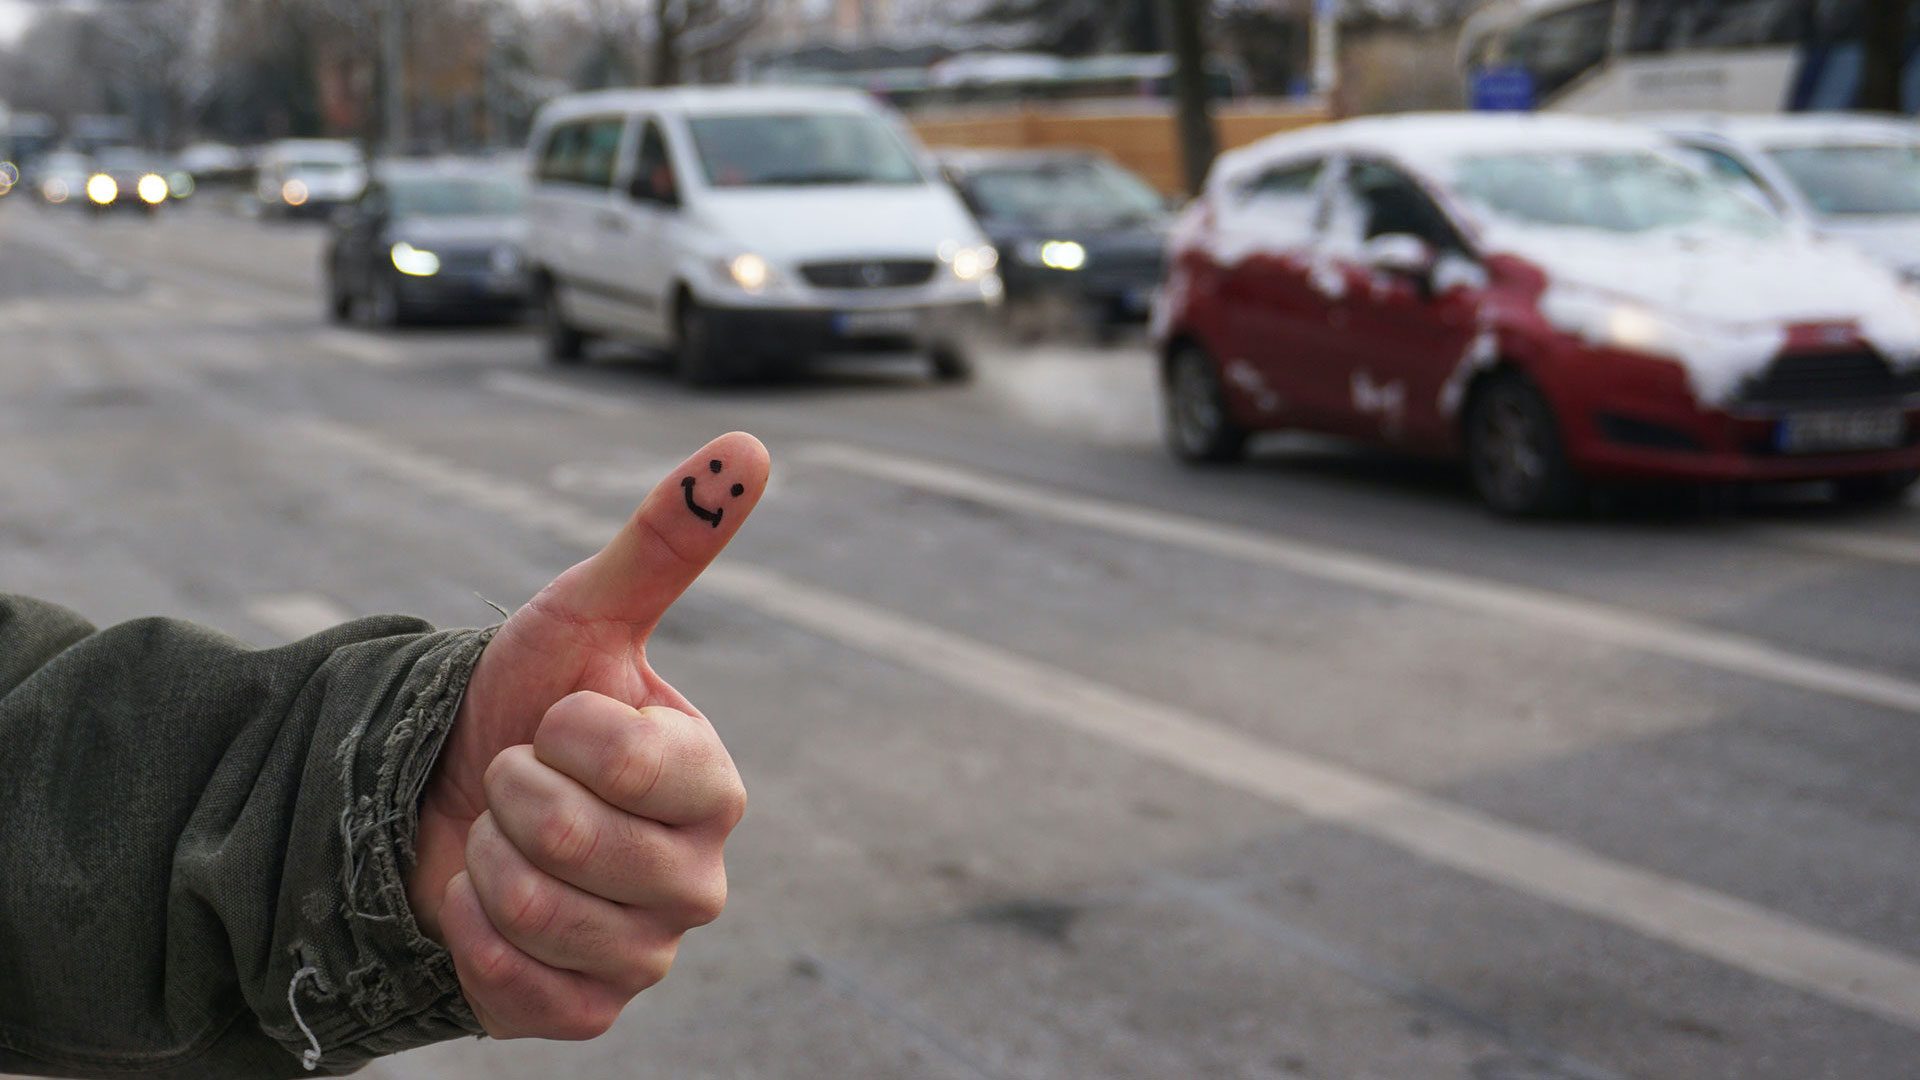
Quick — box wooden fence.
[910,100,1328,192]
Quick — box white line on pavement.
[312,331,407,367]
[246,591,354,641]
[1756,525,1920,568]
[484,371,636,417]
[797,443,1920,717]
[290,417,1920,1032]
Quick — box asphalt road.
[3,199,1919,1080]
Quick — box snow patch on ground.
[977,343,1161,446]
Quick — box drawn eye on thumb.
[681,458,749,529]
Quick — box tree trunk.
[1161,0,1217,195]
[1856,0,1906,112]
[652,0,680,87]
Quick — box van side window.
[576,119,625,189]
[538,123,583,184]
[629,120,677,204]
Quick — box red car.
[1154,114,1920,514]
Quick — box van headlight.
[390,241,441,277]
[940,241,999,281]
[713,252,783,294]
[728,253,772,292]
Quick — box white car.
[256,139,367,219]
[524,86,1001,384]
[1649,113,1920,286]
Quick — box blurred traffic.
[2,0,1920,1076]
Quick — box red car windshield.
[1451,150,1780,237]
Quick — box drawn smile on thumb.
[680,458,747,529]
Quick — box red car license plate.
[1776,409,1905,454]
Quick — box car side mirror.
[629,169,679,208]
[1362,233,1436,292]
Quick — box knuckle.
[482,744,535,804]
[680,871,728,927]
[466,937,524,990]
[550,999,621,1041]
[715,777,748,829]
[602,719,666,808]
[631,941,678,991]
[500,869,561,939]
[535,804,601,871]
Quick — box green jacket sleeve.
[0,594,496,1078]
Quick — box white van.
[256,139,366,219]
[524,86,1001,384]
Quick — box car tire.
[929,343,974,383]
[1833,470,1919,507]
[369,273,411,328]
[1464,373,1583,517]
[1164,342,1248,464]
[675,297,733,386]
[541,278,586,365]
[326,273,352,324]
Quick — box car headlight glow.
[1603,302,1669,354]
[42,179,68,203]
[938,241,998,282]
[281,179,309,207]
[0,161,17,185]
[1022,239,1087,272]
[390,241,441,277]
[86,173,118,205]
[136,173,168,205]
[726,253,773,293]
[167,171,195,199]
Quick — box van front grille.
[800,260,936,289]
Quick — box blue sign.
[1470,66,1536,112]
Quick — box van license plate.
[1777,409,1905,454]
[834,310,919,337]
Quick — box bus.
[748,51,1251,112]
[1459,0,1919,114]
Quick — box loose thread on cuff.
[288,965,324,1071]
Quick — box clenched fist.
[406,432,768,1040]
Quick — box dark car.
[85,147,170,214]
[940,149,1171,334]
[325,161,529,325]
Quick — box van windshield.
[687,112,925,188]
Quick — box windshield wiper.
[752,172,893,186]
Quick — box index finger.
[535,693,747,829]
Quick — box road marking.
[461,367,1920,574]
[291,417,1920,1031]
[312,331,407,367]
[246,591,354,641]
[484,371,634,417]
[1758,525,1920,568]
[797,443,1920,717]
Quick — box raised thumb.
[554,431,769,628]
